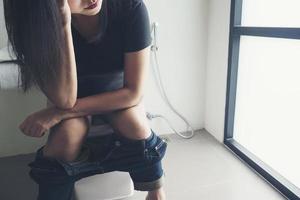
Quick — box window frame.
[224,0,300,199]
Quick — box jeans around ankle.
[28,129,168,200]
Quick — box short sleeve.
[123,0,152,52]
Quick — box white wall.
[0,0,208,157]
[144,0,208,135]
[0,0,8,48]
[204,0,231,142]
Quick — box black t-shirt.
[71,0,152,78]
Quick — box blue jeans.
[27,129,168,200]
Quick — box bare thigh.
[101,98,152,140]
[43,99,91,162]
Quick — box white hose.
[147,22,195,139]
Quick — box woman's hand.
[57,0,72,26]
[18,107,64,138]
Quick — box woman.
[3,0,167,199]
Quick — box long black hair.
[2,0,108,93]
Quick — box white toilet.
[74,172,134,200]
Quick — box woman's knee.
[57,116,91,134]
[46,99,91,134]
[44,116,91,161]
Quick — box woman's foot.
[145,187,166,200]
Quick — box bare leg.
[146,187,166,200]
[42,116,91,162]
[102,99,166,199]
[102,99,152,140]
[43,100,91,162]
[28,100,91,200]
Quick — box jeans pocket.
[144,137,168,163]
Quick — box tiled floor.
[125,129,286,200]
[0,129,287,200]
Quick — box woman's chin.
[82,1,102,16]
[84,7,102,16]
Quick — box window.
[242,0,300,27]
[224,1,300,199]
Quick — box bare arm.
[41,25,77,109]
[57,47,150,121]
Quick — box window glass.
[234,36,300,188]
[242,0,300,27]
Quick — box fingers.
[19,121,33,137]
[19,120,45,138]
[32,125,44,137]
[19,120,30,136]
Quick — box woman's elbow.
[62,98,77,109]
[129,90,144,107]
[51,96,76,110]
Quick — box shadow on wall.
[0,89,48,157]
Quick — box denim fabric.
[27,129,168,200]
